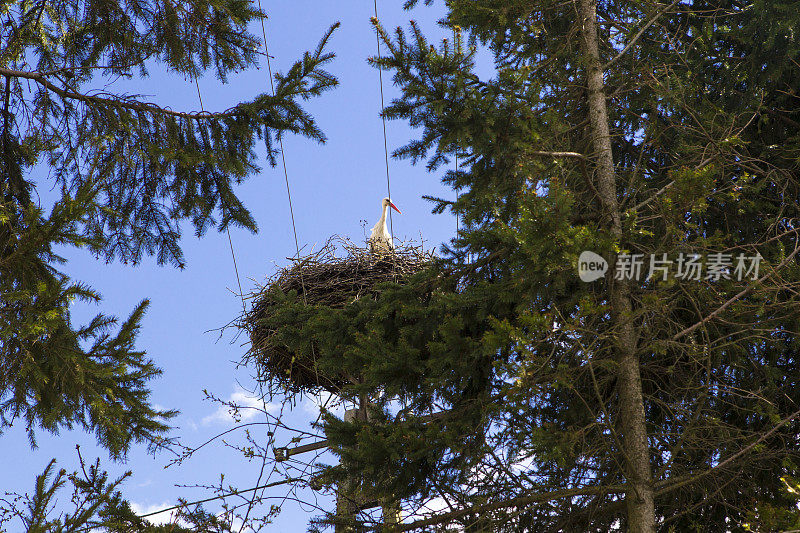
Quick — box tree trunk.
[335,408,362,533]
[577,0,656,531]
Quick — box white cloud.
[130,501,186,527]
[132,501,242,530]
[302,390,344,417]
[414,495,450,514]
[404,496,461,529]
[510,454,535,473]
[202,387,279,426]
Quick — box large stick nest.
[242,237,434,393]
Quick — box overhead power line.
[373,0,394,241]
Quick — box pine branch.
[0,66,239,120]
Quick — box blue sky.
[1,1,471,530]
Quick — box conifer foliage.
[257,1,800,531]
[1,0,338,527]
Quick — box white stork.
[368,197,401,253]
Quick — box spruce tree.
[256,1,800,531]
[1,0,337,529]
[1,0,337,457]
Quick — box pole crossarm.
[274,410,449,461]
[274,439,329,461]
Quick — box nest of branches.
[242,237,434,393]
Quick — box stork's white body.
[368,197,401,253]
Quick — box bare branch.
[528,150,587,160]
[656,407,800,495]
[603,0,681,70]
[390,485,625,531]
[136,477,301,520]
[672,236,800,342]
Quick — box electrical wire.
[258,7,303,268]
[137,477,301,519]
[193,77,246,313]
[373,0,394,240]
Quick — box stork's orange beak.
[389,201,402,214]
